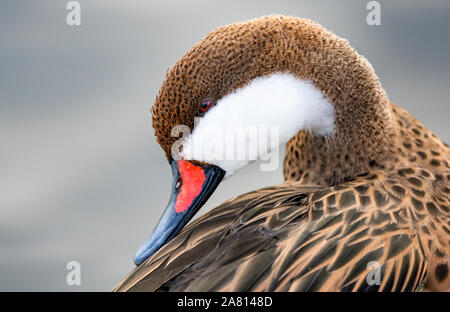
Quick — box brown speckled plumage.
[115,16,450,292]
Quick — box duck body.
[114,16,449,292]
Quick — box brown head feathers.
[152,15,397,185]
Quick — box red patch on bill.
[175,160,206,213]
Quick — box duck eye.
[199,99,212,115]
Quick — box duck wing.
[114,173,449,291]
[113,184,319,291]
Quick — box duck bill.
[134,159,225,265]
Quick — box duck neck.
[267,17,397,185]
[244,18,397,185]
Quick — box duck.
[113,15,449,292]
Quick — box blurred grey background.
[0,0,449,291]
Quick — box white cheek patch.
[179,72,335,177]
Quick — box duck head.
[134,15,392,265]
